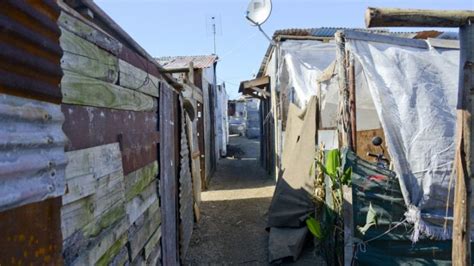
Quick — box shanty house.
[0,1,196,265]
[241,27,465,263]
[157,55,228,189]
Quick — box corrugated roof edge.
[155,55,218,70]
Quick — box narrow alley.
[185,136,274,264]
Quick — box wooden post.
[335,31,355,266]
[348,55,357,152]
[453,22,474,266]
[335,31,354,150]
[365,7,474,265]
[187,62,194,85]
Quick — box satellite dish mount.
[246,0,274,44]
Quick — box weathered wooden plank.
[60,29,118,83]
[126,180,159,224]
[144,226,161,260]
[58,11,122,55]
[107,245,129,266]
[119,59,160,97]
[128,200,161,260]
[452,24,474,266]
[96,233,128,266]
[61,170,125,239]
[63,143,122,205]
[124,161,158,202]
[365,7,474,28]
[160,84,179,264]
[61,70,156,112]
[68,217,129,266]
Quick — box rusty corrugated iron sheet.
[0,197,63,265]
[157,55,218,70]
[0,0,63,102]
[0,1,65,264]
[0,93,67,211]
[61,104,159,175]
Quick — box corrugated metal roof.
[0,93,67,212]
[156,55,218,70]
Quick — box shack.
[324,29,470,265]
[228,96,261,138]
[243,27,465,263]
[0,0,192,265]
[157,55,229,188]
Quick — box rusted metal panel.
[61,104,159,174]
[0,93,67,212]
[0,197,63,265]
[159,83,180,265]
[0,0,63,102]
[178,98,194,258]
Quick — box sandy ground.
[184,136,274,265]
[184,136,322,265]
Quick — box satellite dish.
[246,0,272,26]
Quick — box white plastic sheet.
[278,40,335,109]
[347,39,464,240]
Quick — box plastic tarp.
[278,40,335,109]
[346,38,466,241]
[319,60,381,130]
[342,149,473,265]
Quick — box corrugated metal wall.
[0,0,65,264]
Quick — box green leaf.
[357,203,378,235]
[341,166,352,185]
[306,217,323,239]
[325,149,340,177]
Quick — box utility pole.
[212,16,216,55]
[365,7,474,265]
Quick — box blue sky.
[95,0,473,99]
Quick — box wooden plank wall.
[58,6,171,265]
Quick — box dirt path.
[184,136,275,265]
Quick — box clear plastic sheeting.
[278,40,335,109]
[319,59,380,130]
[347,38,463,241]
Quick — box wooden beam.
[239,76,270,92]
[335,31,353,150]
[453,23,473,266]
[365,7,474,28]
[348,55,357,152]
[344,30,428,49]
